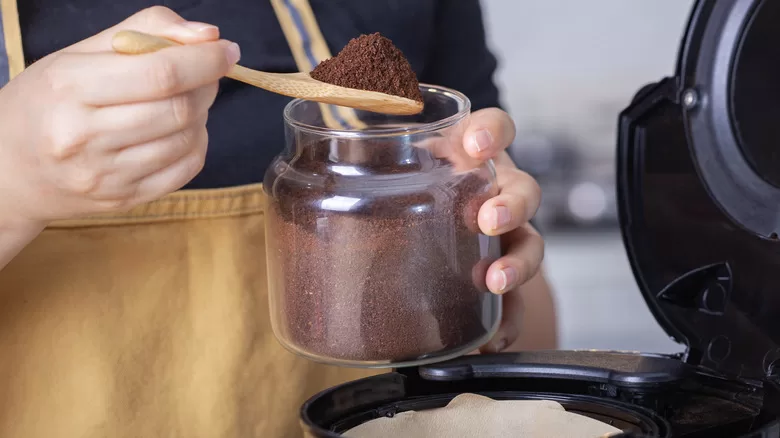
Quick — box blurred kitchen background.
[480,0,695,354]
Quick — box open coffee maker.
[299,1,780,436]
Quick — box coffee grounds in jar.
[265,142,500,363]
[310,32,424,103]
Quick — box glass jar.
[264,85,501,368]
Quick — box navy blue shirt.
[19,0,502,189]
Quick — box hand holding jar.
[412,105,548,354]
[459,108,547,354]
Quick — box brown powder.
[265,140,500,363]
[311,32,424,102]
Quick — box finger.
[482,270,558,353]
[88,84,217,150]
[65,6,220,53]
[106,121,207,190]
[485,225,544,294]
[82,123,206,201]
[414,132,481,174]
[57,39,238,106]
[477,165,541,236]
[463,108,516,160]
[480,288,523,354]
[132,130,208,203]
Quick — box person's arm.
[505,269,559,351]
[423,0,559,351]
[0,217,44,271]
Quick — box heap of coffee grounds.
[311,32,424,103]
[265,140,500,363]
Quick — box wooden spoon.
[111,30,424,116]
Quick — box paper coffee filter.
[343,393,622,438]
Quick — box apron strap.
[0,0,23,87]
[269,0,365,129]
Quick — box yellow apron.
[0,1,379,436]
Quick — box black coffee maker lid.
[618,0,780,382]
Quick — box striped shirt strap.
[269,0,365,129]
[0,0,23,87]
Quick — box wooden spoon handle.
[111,30,310,91]
[111,30,179,54]
[111,30,273,88]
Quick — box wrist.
[0,214,46,234]
[0,215,46,270]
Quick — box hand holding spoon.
[111,30,424,116]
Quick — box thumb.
[65,6,219,53]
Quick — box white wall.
[481,0,695,159]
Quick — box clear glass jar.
[264,85,501,368]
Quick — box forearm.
[506,268,559,351]
[0,216,44,271]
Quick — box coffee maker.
[300,1,780,436]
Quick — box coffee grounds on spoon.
[311,32,424,103]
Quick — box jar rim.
[282,83,471,137]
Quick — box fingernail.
[183,21,218,33]
[493,338,508,352]
[225,42,241,65]
[491,205,510,230]
[472,129,493,153]
[497,266,518,292]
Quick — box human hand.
[460,108,547,353]
[0,6,239,226]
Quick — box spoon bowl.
[112,31,424,116]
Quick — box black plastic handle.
[417,351,687,386]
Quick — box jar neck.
[292,135,430,171]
